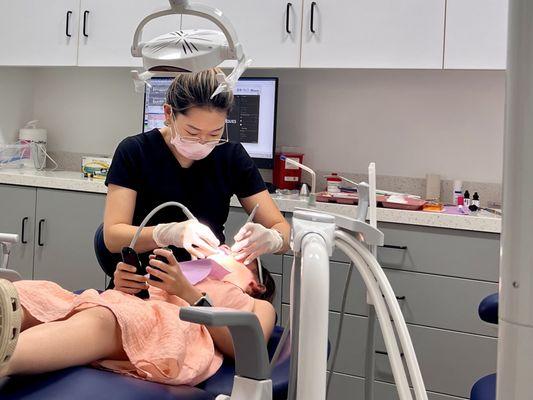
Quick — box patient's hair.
[253,265,276,304]
[165,68,234,115]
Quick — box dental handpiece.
[122,201,197,299]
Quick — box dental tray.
[316,191,388,205]
[381,196,427,211]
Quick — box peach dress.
[13,278,255,386]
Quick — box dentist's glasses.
[176,135,228,146]
[172,116,229,146]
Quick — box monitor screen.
[143,77,278,168]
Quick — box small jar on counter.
[326,173,342,193]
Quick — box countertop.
[0,168,502,234]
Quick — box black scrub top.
[105,128,266,262]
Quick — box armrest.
[180,307,271,381]
[1,233,19,270]
[0,269,22,282]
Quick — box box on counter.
[81,156,112,179]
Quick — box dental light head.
[131,0,250,96]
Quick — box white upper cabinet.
[0,0,80,66]
[181,1,303,68]
[444,0,508,70]
[77,0,182,67]
[300,0,446,69]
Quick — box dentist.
[103,69,290,294]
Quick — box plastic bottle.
[453,180,462,205]
[326,173,342,193]
[463,190,471,207]
[473,192,480,207]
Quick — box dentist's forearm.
[104,223,158,253]
[272,221,291,253]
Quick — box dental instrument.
[121,201,197,299]
[130,0,250,95]
[245,204,259,225]
[279,155,316,206]
[231,202,259,247]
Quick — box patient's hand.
[114,262,148,295]
[146,248,194,297]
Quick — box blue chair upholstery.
[0,367,214,400]
[470,293,498,400]
[0,325,290,399]
[470,373,496,400]
[0,224,292,399]
[478,293,498,325]
[94,223,121,281]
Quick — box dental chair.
[470,293,499,400]
[0,228,292,400]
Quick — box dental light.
[131,0,250,96]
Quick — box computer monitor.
[143,77,278,168]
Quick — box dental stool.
[470,293,499,400]
[0,226,292,399]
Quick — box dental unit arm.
[279,156,317,207]
[288,177,428,400]
[121,201,196,299]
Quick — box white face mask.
[168,116,222,161]
[170,134,217,160]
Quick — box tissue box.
[81,156,112,179]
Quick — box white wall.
[263,69,505,183]
[0,68,35,143]
[32,68,144,154]
[29,67,505,182]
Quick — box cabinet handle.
[396,296,406,300]
[65,11,72,38]
[376,350,405,357]
[21,217,28,244]
[83,10,90,37]
[286,3,292,34]
[310,1,317,33]
[382,244,408,250]
[38,219,45,247]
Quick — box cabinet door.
[181,1,303,68]
[77,0,182,67]
[0,185,36,279]
[444,0,508,69]
[34,189,106,291]
[0,0,80,66]
[301,0,445,68]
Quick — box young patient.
[0,250,276,386]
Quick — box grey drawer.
[282,255,369,316]
[375,325,497,398]
[281,305,369,376]
[385,269,498,336]
[282,254,498,336]
[282,303,494,398]
[226,207,282,274]
[377,223,500,282]
[327,373,365,400]
[327,373,464,400]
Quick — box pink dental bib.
[179,259,231,285]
